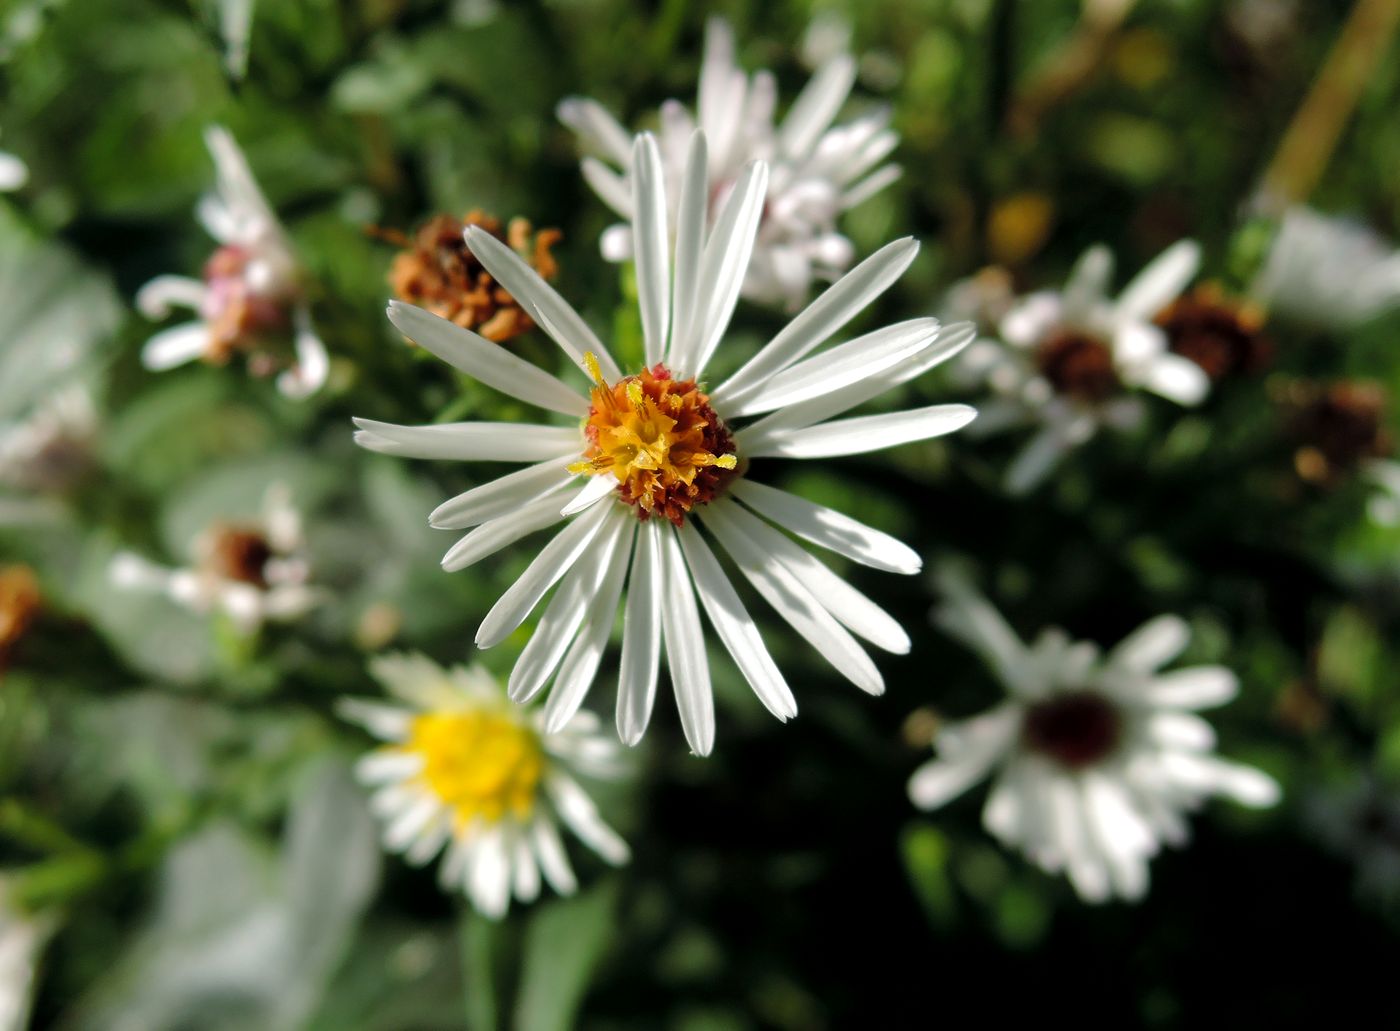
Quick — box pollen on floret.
[570,352,738,525]
[401,708,545,826]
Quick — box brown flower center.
[570,354,738,525]
[1036,330,1120,403]
[1022,691,1122,769]
[200,245,290,365]
[1156,284,1271,381]
[0,565,41,671]
[1289,381,1393,484]
[206,526,274,588]
[383,210,560,342]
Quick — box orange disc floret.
[571,353,738,525]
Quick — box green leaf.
[513,879,619,1031]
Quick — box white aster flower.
[110,483,322,634]
[338,652,629,919]
[959,241,1209,494]
[136,126,328,399]
[355,130,974,755]
[1252,206,1400,330]
[0,384,97,495]
[908,571,1280,904]
[559,17,901,311]
[0,876,56,1031]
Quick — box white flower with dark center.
[1252,207,1400,330]
[559,18,900,311]
[355,130,974,755]
[338,653,629,918]
[110,483,322,634]
[958,241,1208,494]
[908,570,1280,903]
[136,127,327,399]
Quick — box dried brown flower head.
[203,525,275,588]
[1156,283,1272,381]
[383,210,561,343]
[1284,380,1393,485]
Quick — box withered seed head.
[1036,330,1121,403]
[204,526,275,588]
[385,210,561,343]
[1156,283,1272,381]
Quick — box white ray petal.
[276,305,329,400]
[556,96,633,165]
[559,473,618,517]
[463,225,622,382]
[617,519,663,745]
[725,318,939,417]
[387,301,588,416]
[668,132,709,368]
[631,133,671,368]
[476,500,613,649]
[908,705,1020,809]
[713,238,920,407]
[335,698,413,741]
[510,825,541,903]
[581,157,633,218]
[1116,239,1200,323]
[1062,245,1114,325]
[431,459,575,530]
[700,499,883,694]
[841,163,903,210]
[778,52,856,159]
[1143,667,1239,710]
[546,772,631,865]
[658,525,716,756]
[742,403,976,459]
[468,827,512,918]
[714,500,908,653]
[542,520,635,734]
[676,521,797,721]
[1109,615,1190,672]
[440,488,575,572]
[730,479,920,575]
[529,816,578,895]
[141,321,209,371]
[352,417,579,462]
[136,275,206,319]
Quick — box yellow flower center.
[404,709,545,826]
[569,352,738,525]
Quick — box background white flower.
[338,652,629,919]
[957,241,1208,494]
[908,569,1280,903]
[0,141,26,192]
[0,385,97,495]
[135,126,327,400]
[109,483,322,634]
[355,130,974,755]
[1251,206,1400,330]
[559,17,900,310]
[0,876,57,1031]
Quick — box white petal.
[1116,239,1200,323]
[581,157,633,218]
[1146,711,1217,751]
[1110,615,1190,673]
[476,499,613,649]
[1159,752,1280,809]
[725,318,940,418]
[715,500,908,653]
[631,133,671,368]
[700,499,882,694]
[136,275,206,319]
[510,826,541,903]
[335,698,413,741]
[441,488,574,571]
[556,96,633,165]
[713,238,920,408]
[743,404,976,459]
[141,321,209,371]
[668,131,709,369]
[841,164,902,210]
[1062,245,1114,326]
[529,816,578,896]
[355,750,423,785]
[679,160,769,378]
[507,508,628,703]
[907,705,1020,809]
[1142,667,1239,710]
[778,53,856,159]
[546,773,630,865]
[463,225,622,382]
[352,417,579,462]
[617,519,663,745]
[730,479,919,575]
[697,17,745,169]
[468,827,512,919]
[1133,350,1210,406]
[1003,423,1076,496]
[0,151,28,190]
[930,568,1042,698]
[658,525,716,756]
[431,459,575,529]
[676,520,797,722]
[387,301,588,416]
[276,306,329,399]
[542,521,635,734]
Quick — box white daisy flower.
[1252,206,1400,330]
[908,570,1280,904]
[135,126,328,400]
[0,876,57,1031]
[354,130,975,755]
[110,483,323,634]
[0,384,97,495]
[559,17,901,311]
[958,241,1209,494]
[337,652,629,919]
[0,139,26,192]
